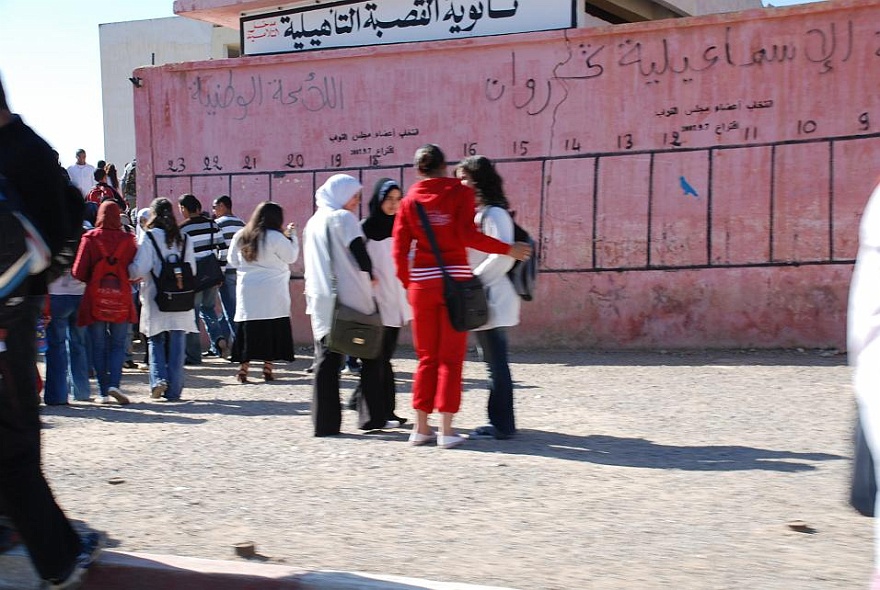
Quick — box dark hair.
[96,160,106,170]
[213,195,232,210]
[146,197,183,248]
[178,193,201,213]
[93,168,107,182]
[106,163,119,188]
[455,155,509,209]
[76,149,86,157]
[414,144,446,177]
[0,76,7,111]
[238,201,284,262]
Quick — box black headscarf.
[361,177,400,241]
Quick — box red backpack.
[86,238,131,323]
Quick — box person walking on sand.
[128,198,198,402]
[391,145,531,449]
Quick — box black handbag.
[324,223,384,359]
[415,203,488,332]
[193,222,224,293]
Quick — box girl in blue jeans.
[128,198,197,401]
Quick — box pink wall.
[135,1,880,349]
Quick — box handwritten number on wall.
[330,154,343,168]
[617,134,634,150]
[167,158,186,173]
[285,153,306,169]
[859,112,870,131]
[463,143,478,157]
[203,156,223,171]
[243,155,257,170]
[513,141,530,156]
[663,132,683,147]
[797,120,818,135]
[564,138,581,152]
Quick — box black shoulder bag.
[415,202,488,332]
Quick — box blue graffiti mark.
[679,176,699,198]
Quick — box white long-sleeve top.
[367,237,412,328]
[227,229,299,322]
[848,182,880,565]
[304,208,374,340]
[468,205,520,330]
[128,228,198,337]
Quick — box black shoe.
[201,350,218,358]
[122,360,138,369]
[390,415,408,426]
[42,531,105,589]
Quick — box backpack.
[0,173,50,302]
[86,238,131,323]
[482,207,538,302]
[146,232,195,312]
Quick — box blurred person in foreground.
[0,73,103,590]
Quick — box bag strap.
[146,231,185,282]
[414,202,455,286]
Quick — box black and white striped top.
[215,214,246,270]
[179,214,222,261]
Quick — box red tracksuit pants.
[408,280,468,414]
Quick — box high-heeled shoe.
[236,368,248,383]
[262,365,274,382]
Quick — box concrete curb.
[0,547,517,590]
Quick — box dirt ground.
[35,346,870,590]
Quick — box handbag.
[415,202,488,332]
[324,222,384,359]
[193,222,224,293]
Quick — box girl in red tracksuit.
[392,144,530,449]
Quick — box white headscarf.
[315,174,362,210]
[135,207,151,243]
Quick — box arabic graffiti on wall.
[138,3,880,348]
[241,0,575,55]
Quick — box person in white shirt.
[227,201,299,383]
[303,174,376,436]
[66,149,96,197]
[849,180,880,583]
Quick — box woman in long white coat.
[456,156,521,439]
[227,201,299,383]
[303,174,375,436]
[128,198,197,402]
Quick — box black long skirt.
[230,317,295,363]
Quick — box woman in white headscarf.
[304,174,377,436]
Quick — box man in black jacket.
[0,75,102,589]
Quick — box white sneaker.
[437,434,466,449]
[383,420,401,429]
[96,396,111,405]
[107,387,130,405]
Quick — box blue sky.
[0,0,821,168]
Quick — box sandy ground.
[32,346,870,589]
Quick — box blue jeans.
[149,331,185,400]
[476,328,516,437]
[218,271,237,341]
[185,286,229,362]
[87,322,128,396]
[45,295,90,403]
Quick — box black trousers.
[356,327,400,429]
[311,336,344,436]
[0,295,81,580]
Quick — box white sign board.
[241,0,576,56]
